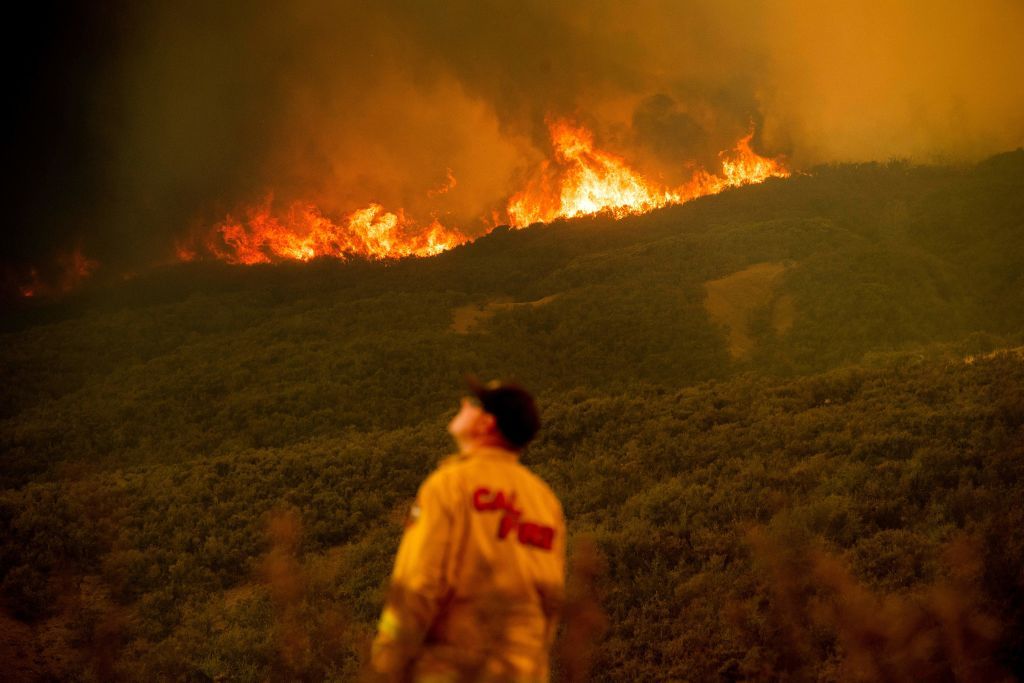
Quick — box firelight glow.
[177,199,470,265]
[178,120,788,266]
[17,248,98,298]
[506,120,790,228]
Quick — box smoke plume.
[4,0,1023,282]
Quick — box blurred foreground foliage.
[2,153,1023,680]
[1,356,1022,680]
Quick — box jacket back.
[374,446,566,681]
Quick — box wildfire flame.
[178,198,469,265]
[18,247,98,298]
[15,121,788,297]
[506,119,788,227]
[179,119,787,267]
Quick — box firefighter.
[370,379,566,682]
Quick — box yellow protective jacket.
[372,446,566,682]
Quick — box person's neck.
[457,434,516,454]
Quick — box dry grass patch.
[451,294,560,334]
[705,262,793,359]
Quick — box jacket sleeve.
[371,472,454,676]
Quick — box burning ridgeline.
[11,120,787,298]
[177,119,788,266]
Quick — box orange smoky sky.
[4,0,1023,280]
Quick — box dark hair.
[468,378,540,448]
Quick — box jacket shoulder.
[418,453,468,492]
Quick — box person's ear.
[478,411,498,434]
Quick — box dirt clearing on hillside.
[705,262,794,359]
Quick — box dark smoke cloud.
[4,0,1023,283]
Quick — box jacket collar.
[457,446,521,462]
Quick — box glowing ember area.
[506,120,789,227]
[18,248,98,298]
[180,199,470,265]
[180,121,787,267]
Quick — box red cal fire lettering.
[472,487,554,551]
[518,522,555,550]
[498,512,520,539]
[472,487,492,510]
[473,487,517,513]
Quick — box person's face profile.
[448,396,484,440]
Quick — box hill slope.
[1,152,1023,679]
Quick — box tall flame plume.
[11,120,787,297]
[506,119,789,227]
[176,119,788,268]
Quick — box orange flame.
[182,198,469,265]
[506,120,788,227]
[18,247,98,298]
[180,120,787,267]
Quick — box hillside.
[2,152,1023,680]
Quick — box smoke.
[757,0,1024,165]
[4,0,1023,278]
